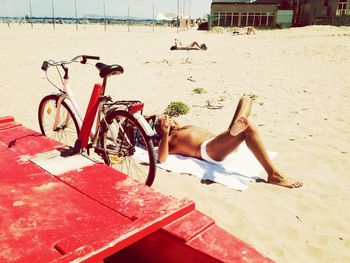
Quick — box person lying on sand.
[233,26,256,36]
[246,26,256,35]
[153,96,302,189]
[170,39,207,51]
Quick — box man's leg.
[242,124,302,188]
[206,123,303,188]
[206,96,253,159]
[207,120,302,188]
[189,41,200,48]
[175,39,182,47]
[228,96,253,129]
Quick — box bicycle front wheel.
[99,110,156,186]
[38,94,79,147]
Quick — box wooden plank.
[0,119,194,262]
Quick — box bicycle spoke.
[39,96,79,147]
[100,110,156,186]
[125,157,145,181]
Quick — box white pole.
[189,0,191,28]
[183,0,186,30]
[177,0,179,33]
[51,0,55,30]
[6,0,10,29]
[74,0,78,30]
[103,0,106,31]
[183,0,186,18]
[128,6,130,32]
[153,4,155,32]
[28,0,33,28]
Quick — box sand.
[1,23,350,262]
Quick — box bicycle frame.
[53,78,103,149]
[40,55,157,186]
[47,57,156,154]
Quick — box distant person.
[170,39,207,51]
[232,26,256,36]
[246,26,256,35]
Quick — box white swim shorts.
[200,139,234,165]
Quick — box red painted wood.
[106,229,223,263]
[0,143,131,262]
[0,117,275,263]
[187,224,275,262]
[0,116,21,131]
[0,125,62,155]
[0,117,194,262]
[57,164,194,220]
[108,211,275,263]
[162,210,215,242]
[54,236,86,255]
[0,116,14,124]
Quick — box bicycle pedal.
[110,155,123,164]
[86,143,93,155]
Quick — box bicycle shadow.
[7,133,43,148]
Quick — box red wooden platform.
[0,116,274,263]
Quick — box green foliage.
[245,93,258,101]
[164,101,190,117]
[219,95,226,102]
[193,87,206,94]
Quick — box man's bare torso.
[168,125,215,158]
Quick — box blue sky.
[0,0,212,19]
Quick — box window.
[337,0,348,16]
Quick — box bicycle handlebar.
[41,61,49,71]
[79,55,100,65]
[41,55,100,71]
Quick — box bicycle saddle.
[95,62,124,78]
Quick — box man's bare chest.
[169,126,214,148]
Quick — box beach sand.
[1,23,350,262]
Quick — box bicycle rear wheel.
[38,94,79,147]
[99,110,156,186]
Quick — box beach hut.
[291,0,340,26]
[334,0,350,25]
[210,0,281,28]
[209,0,341,28]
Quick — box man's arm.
[157,116,171,163]
[157,133,169,163]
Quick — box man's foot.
[267,171,303,188]
[229,116,249,136]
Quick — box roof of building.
[212,0,283,4]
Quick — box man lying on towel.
[170,39,207,51]
[154,96,302,189]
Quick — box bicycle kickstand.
[59,139,82,157]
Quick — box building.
[209,0,341,28]
[292,0,340,26]
[210,0,281,28]
[333,0,350,25]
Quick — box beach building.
[210,0,281,28]
[209,0,341,28]
[334,0,350,25]
[292,0,340,26]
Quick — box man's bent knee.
[244,123,257,136]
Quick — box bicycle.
[38,55,157,186]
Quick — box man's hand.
[160,115,171,135]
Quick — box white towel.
[134,142,277,191]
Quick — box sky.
[0,0,212,19]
